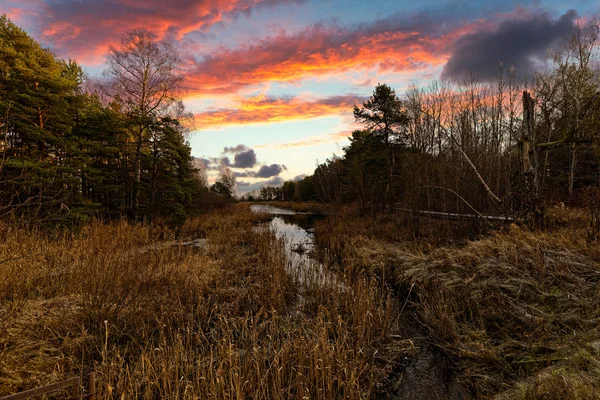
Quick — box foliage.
[210,168,236,199]
[0,16,204,226]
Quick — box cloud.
[264,176,284,186]
[194,157,212,168]
[183,11,476,95]
[256,130,353,149]
[220,156,232,167]
[292,174,306,181]
[195,94,366,128]
[441,9,578,82]
[233,163,286,178]
[25,0,305,63]
[256,164,286,178]
[233,149,257,168]
[198,156,234,170]
[223,144,250,153]
[222,144,258,168]
[236,176,284,193]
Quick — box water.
[250,204,337,288]
[250,204,463,398]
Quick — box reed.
[0,204,404,398]
[313,205,600,398]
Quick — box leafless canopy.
[105,29,183,118]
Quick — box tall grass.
[315,206,600,398]
[0,204,404,398]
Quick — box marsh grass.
[315,206,600,398]
[0,204,405,398]
[4,202,598,398]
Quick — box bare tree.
[535,21,600,197]
[104,29,183,214]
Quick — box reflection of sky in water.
[271,216,314,254]
[251,204,339,288]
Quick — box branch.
[417,106,503,205]
[407,185,500,226]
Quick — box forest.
[258,22,600,228]
[0,16,213,229]
[2,13,600,400]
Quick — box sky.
[1,0,598,193]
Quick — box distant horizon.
[3,0,597,193]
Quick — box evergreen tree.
[354,83,409,208]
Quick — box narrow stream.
[250,204,338,288]
[251,204,465,399]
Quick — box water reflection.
[250,204,337,288]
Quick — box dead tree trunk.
[569,142,577,197]
[520,91,536,193]
[515,91,545,226]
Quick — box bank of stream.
[250,203,466,399]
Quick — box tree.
[354,83,409,207]
[342,130,387,210]
[535,21,600,198]
[104,29,183,214]
[211,168,235,199]
[0,15,85,221]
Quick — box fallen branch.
[395,207,514,222]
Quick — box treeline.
[273,22,600,218]
[0,17,209,227]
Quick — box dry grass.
[250,201,335,214]
[0,204,405,398]
[315,206,600,398]
[5,201,598,398]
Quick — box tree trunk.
[520,91,537,194]
[569,142,577,197]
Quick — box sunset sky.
[2,0,598,192]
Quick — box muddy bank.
[383,334,466,399]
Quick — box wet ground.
[250,203,466,399]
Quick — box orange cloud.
[194,94,366,128]
[30,0,303,63]
[184,16,491,95]
[5,8,25,22]
[43,21,82,41]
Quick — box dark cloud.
[222,144,258,168]
[236,177,284,193]
[223,144,249,153]
[233,171,252,178]
[232,163,286,178]
[256,164,286,178]
[264,176,284,186]
[233,149,257,168]
[442,10,578,82]
[192,157,211,169]
[220,156,232,167]
[199,156,232,170]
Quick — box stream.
[250,204,465,399]
[250,204,338,288]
